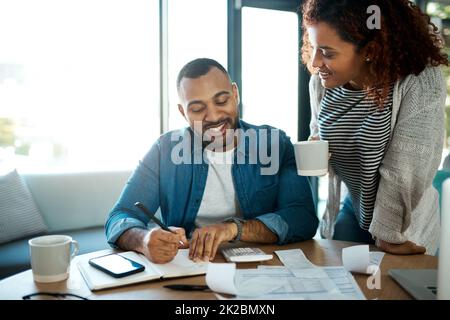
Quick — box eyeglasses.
[22,292,89,300]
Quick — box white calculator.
[221,247,273,263]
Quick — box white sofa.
[0,170,131,279]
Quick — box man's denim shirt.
[105,120,318,247]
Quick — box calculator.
[221,247,273,263]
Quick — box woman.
[302,0,447,255]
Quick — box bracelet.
[223,217,245,243]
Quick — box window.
[0,0,160,173]
[241,7,299,141]
[167,0,227,131]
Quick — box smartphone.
[88,253,145,278]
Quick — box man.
[105,58,318,263]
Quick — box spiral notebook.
[77,249,208,291]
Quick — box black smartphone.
[88,253,145,278]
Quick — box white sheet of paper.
[370,251,385,266]
[206,248,369,300]
[205,263,287,297]
[274,249,328,279]
[342,245,385,275]
[342,245,370,274]
[205,263,237,295]
[290,268,330,278]
[152,249,208,278]
[231,268,337,299]
[235,274,287,297]
[275,249,316,269]
[216,266,365,300]
[257,265,287,270]
[323,267,366,299]
[215,293,307,300]
[264,266,365,299]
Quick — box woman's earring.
[365,57,371,62]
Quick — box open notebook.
[77,249,208,291]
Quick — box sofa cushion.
[0,170,48,244]
[22,171,131,232]
[0,226,109,280]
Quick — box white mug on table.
[29,235,79,283]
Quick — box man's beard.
[201,116,239,150]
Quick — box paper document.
[275,249,315,269]
[205,263,286,297]
[257,266,365,299]
[369,251,385,267]
[152,249,208,278]
[342,245,385,274]
[236,268,337,297]
[274,249,328,278]
[211,265,365,300]
[206,248,369,300]
[322,267,366,299]
[205,263,238,295]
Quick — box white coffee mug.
[293,140,329,176]
[29,235,79,283]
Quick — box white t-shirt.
[195,148,241,228]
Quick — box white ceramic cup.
[293,140,329,176]
[29,235,79,283]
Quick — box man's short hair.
[176,58,230,92]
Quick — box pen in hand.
[134,201,185,247]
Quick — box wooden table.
[0,239,437,300]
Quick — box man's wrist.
[223,217,245,242]
[225,222,238,241]
[117,227,149,254]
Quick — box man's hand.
[142,227,189,264]
[189,223,237,262]
[376,239,426,255]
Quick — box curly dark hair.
[301,0,448,106]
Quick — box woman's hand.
[376,239,426,255]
